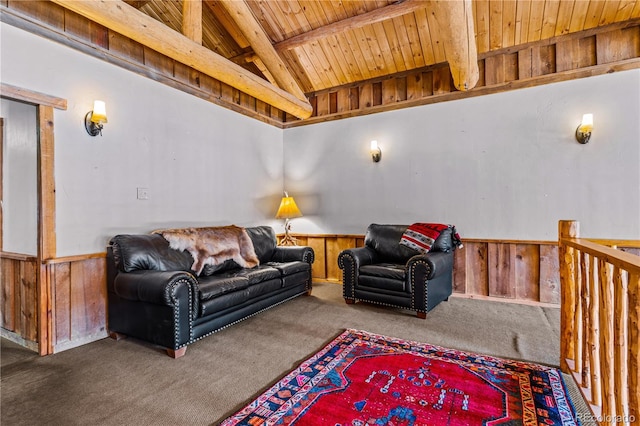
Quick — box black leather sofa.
[338,224,458,318]
[106,226,314,358]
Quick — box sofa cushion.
[198,274,249,300]
[110,234,193,273]
[246,226,277,263]
[198,279,283,317]
[201,259,239,276]
[266,261,310,276]
[235,265,282,284]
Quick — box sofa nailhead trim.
[169,278,194,350]
[339,253,356,300]
[188,283,311,345]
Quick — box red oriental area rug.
[221,329,581,426]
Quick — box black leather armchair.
[338,224,458,318]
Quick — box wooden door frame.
[0,117,4,252]
[1,83,66,354]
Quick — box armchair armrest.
[338,246,380,301]
[271,246,315,264]
[113,270,198,314]
[406,251,454,314]
[338,246,379,269]
[406,251,454,280]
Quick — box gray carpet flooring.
[1,282,594,425]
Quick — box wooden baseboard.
[0,328,38,352]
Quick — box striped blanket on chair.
[399,223,463,254]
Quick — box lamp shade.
[579,113,593,133]
[91,100,108,124]
[275,196,302,219]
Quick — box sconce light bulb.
[575,113,593,144]
[91,100,108,124]
[579,113,593,133]
[370,140,382,162]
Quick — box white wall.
[2,22,639,254]
[1,23,284,256]
[284,70,640,240]
[0,99,38,255]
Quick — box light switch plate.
[137,187,149,200]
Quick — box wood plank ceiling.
[55,0,640,119]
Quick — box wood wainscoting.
[1,251,107,354]
[4,235,636,354]
[0,252,39,350]
[292,234,640,307]
[43,253,108,353]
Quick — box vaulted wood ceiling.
[136,0,640,89]
[42,1,640,121]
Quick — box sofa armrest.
[113,270,198,314]
[271,246,315,264]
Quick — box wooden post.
[182,0,203,45]
[428,0,479,91]
[37,105,56,356]
[559,220,579,373]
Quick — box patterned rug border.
[221,328,581,426]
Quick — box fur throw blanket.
[153,225,259,275]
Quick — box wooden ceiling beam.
[217,0,308,103]
[428,0,479,91]
[50,0,313,119]
[182,0,203,44]
[122,0,150,9]
[205,1,278,86]
[274,0,429,52]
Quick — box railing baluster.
[580,252,590,387]
[558,220,640,424]
[589,254,602,408]
[598,259,615,419]
[628,272,639,423]
[613,266,629,425]
[574,248,583,373]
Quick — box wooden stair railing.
[559,220,640,426]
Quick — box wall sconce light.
[370,140,382,162]
[575,113,593,144]
[85,100,108,136]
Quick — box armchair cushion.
[364,224,418,263]
[360,263,406,281]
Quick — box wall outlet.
[137,187,149,200]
